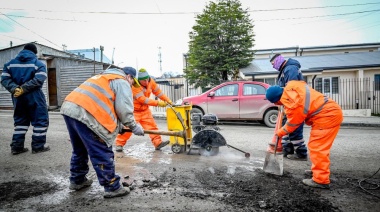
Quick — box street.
[0,111,379,211]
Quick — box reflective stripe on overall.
[65,74,124,132]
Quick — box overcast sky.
[1,0,380,77]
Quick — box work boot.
[286,154,307,161]
[302,179,330,189]
[12,148,29,155]
[305,170,313,175]
[104,186,130,198]
[69,178,93,191]
[32,145,50,154]
[155,140,169,150]
[115,146,123,152]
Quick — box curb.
[1,110,379,128]
[340,122,380,127]
[153,114,380,127]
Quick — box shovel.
[263,106,284,176]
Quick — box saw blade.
[199,147,219,156]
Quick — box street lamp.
[183,53,189,96]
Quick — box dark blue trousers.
[11,91,49,151]
[281,115,308,157]
[63,115,120,192]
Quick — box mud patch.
[179,167,340,211]
[0,180,58,202]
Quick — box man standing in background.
[1,43,50,155]
[270,53,307,160]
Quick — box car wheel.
[263,109,278,128]
[191,108,203,116]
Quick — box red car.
[179,81,278,128]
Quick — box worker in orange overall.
[115,68,173,152]
[265,80,343,189]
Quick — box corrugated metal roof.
[68,49,112,64]
[242,51,380,76]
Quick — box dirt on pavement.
[0,116,379,211]
[1,149,379,212]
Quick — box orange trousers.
[307,105,343,185]
[115,109,161,148]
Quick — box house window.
[254,79,264,83]
[375,74,380,91]
[257,77,306,86]
[265,78,276,85]
[255,78,276,85]
[315,77,339,94]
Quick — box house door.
[48,68,58,108]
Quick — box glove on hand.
[276,130,285,138]
[13,87,24,97]
[157,101,167,107]
[131,124,144,136]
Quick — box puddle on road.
[117,142,173,165]
[195,148,264,172]
[2,143,266,207]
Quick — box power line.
[0,12,61,48]
[0,34,31,42]
[6,14,86,22]
[255,9,380,22]
[1,2,380,15]
[1,7,379,23]
[247,2,380,12]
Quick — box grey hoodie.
[60,68,136,147]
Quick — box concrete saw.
[191,129,227,156]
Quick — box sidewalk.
[1,109,379,127]
[151,112,380,127]
[340,116,380,127]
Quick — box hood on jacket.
[103,68,126,76]
[16,50,37,62]
[285,58,301,69]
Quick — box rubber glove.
[157,100,167,107]
[13,87,24,97]
[131,124,144,136]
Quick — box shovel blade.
[263,152,284,176]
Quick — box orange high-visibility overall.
[115,78,171,148]
[277,81,343,184]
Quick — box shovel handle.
[121,128,185,138]
[274,136,280,156]
[273,106,284,156]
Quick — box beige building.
[240,42,380,115]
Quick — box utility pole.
[93,47,96,75]
[100,45,104,63]
[183,53,189,96]
[158,46,162,76]
[111,47,115,64]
